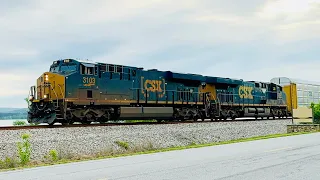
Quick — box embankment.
[0,119,292,161]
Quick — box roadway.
[1,132,320,180]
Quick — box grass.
[124,120,158,123]
[12,120,40,126]
[0,130,317,172]
[115,141,129,150]
[12,120,27,126]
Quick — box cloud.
[257,0,320,43]
[0,72,39,96]
[241,60,320,83]
[257,0,319,19]
[0,0,319,108]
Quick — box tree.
[311,102,320,124]
[24,97,30,107]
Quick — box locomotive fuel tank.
[119,107,174,119]
[243,107,271,117]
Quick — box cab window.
[80,63,95,75]
[50,66,59,73]
[60,64,77,72]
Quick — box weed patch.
[49,150,58,162]
[17,133,31,166]
[13,120,26,126]
[115,141,129,150]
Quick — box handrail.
[27,88,31,108]
[58,84,65,109]
[130,87,207,104]
[58,84,65,99]
[215,95,221,116]
[48,84,59,108]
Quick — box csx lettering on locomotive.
[238,85,253,99]
[144,79,163,92]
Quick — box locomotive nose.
[36,72,65,101]
[36,73,49,100]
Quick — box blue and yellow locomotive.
[27,59,289,125]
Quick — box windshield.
[50,66,59,73]
[60,64,77,72]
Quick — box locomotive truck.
[27,59,289,125]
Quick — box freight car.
[27,59,289,125]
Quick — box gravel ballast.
[0,120,292,161]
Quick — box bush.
[49,150,58,162]
[13,120,27,126]
[311,102,320,124]
[0,157,18,169]
[17,133,31,165]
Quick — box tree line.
[0,112,27,120]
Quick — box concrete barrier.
[287,124,320,133]
[292,106,313,124]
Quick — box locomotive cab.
[27,59,80,125]
[30,60,76,101]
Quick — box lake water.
[0,119,28,126]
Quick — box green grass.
[124,120,157,123]
[0,130,317,172]
[115,141,129,150]
[12,120,27,126]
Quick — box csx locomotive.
[27,59,289,125]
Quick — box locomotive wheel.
[193,116,198,121]
[220,114,227,120]
[49,122,55,126]
[230,111,237,120]
[66,111,75,125]
[220,110,228,120]
[99,112,110,124]
[82,121,92,124]
[62,122,69,126]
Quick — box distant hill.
[0,108,28,120]
[0,108,19,113]
[0,108,27,113]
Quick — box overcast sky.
[0,0,319,108]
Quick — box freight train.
[27,59,290,125]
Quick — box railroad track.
[0,117,292,131]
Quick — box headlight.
[45,74,49,81]
[28,95,34,101]
[44,94,48,99]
